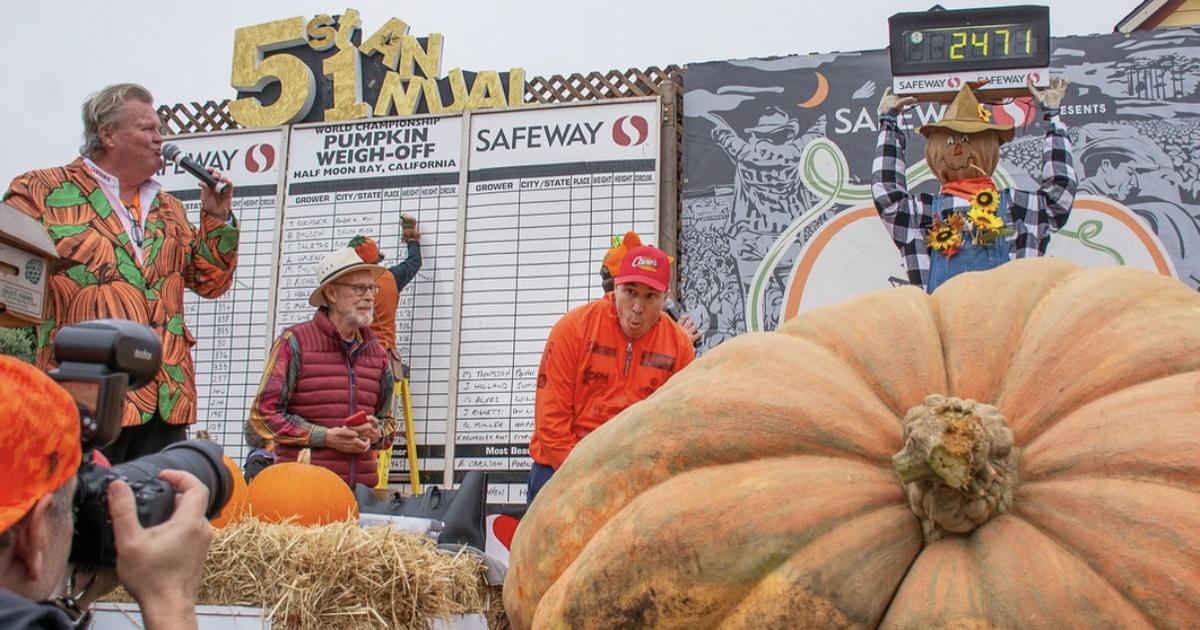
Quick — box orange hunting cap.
[602,231,643,277]
[602,231,673,277]
[0,355,82,531]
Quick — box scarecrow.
[872,79,1077,292]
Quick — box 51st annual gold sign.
[230,9,524,128]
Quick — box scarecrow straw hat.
[918,83,1015,144]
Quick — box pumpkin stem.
[892,451,936,484]
[893,395,1017,543]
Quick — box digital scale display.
[902,22,1039,68]
[888,5,1051,97]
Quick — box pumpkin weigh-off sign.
[505,258,1200,629]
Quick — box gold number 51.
[229,16,316,128]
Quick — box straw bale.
[102,519,507,630]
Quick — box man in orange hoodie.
[349,214,423,369]
[527,244,695,505]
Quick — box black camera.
[49,320,233,567]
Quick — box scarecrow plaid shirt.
[871,113,1077,289]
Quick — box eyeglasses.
[331,282,379,297]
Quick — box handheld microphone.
[663,298,682,322]
[664,298,703,349]
[162,144,229,194]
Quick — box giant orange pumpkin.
[244,462,359,527]
[505,259,1200,629]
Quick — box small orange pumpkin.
[505,259,1200,630]
[209,454,249,528]
[244,462,359,526]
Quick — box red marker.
[345,411,369,427]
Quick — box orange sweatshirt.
[529,293,695,469]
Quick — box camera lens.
[122,439,234,520]
[71,439,234,566]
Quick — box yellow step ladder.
[376,366,421,494]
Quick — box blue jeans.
[927,237,1010,293]
[927,191,1011,293]
[526,462,555,506]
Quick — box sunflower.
[971,188,1000,214]
[977,104,992,123]
[968,207,1005,232]
[927,221,963,256]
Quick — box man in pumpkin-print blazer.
[3,83,238,463]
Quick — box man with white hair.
[250,248,397,487]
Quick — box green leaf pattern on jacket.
[44,182,86,208]
[164,362,186,384]
[113,247,154,299]
[86,187,113,219]
[64,265,97,287]
[166,313,185,335]
[38,318,54,348]
[209,223,238,255]
[158,381,181,419]
[47,224,88,240]
[196,239,221,269]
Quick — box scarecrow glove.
[1028,77,1070,111]
[878,87,918,117]
[401,214,421,243]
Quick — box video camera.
[49,319,233,566]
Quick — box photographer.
[0,355,212,630]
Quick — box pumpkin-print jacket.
[4,158,239,427]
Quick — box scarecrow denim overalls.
[926,190,1012,294]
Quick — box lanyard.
[121,189,144,247]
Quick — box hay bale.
[104,519,505,629]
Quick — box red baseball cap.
[0,355,82,531]
[615,245,671,292]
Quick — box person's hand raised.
[198,166,233,222]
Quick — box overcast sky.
[0,0,1132,187]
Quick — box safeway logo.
[947,77,962,89]
[993,97,1037,128]
[245,143,276,173]
[612,115,649,146]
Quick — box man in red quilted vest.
[249,248,397,487]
